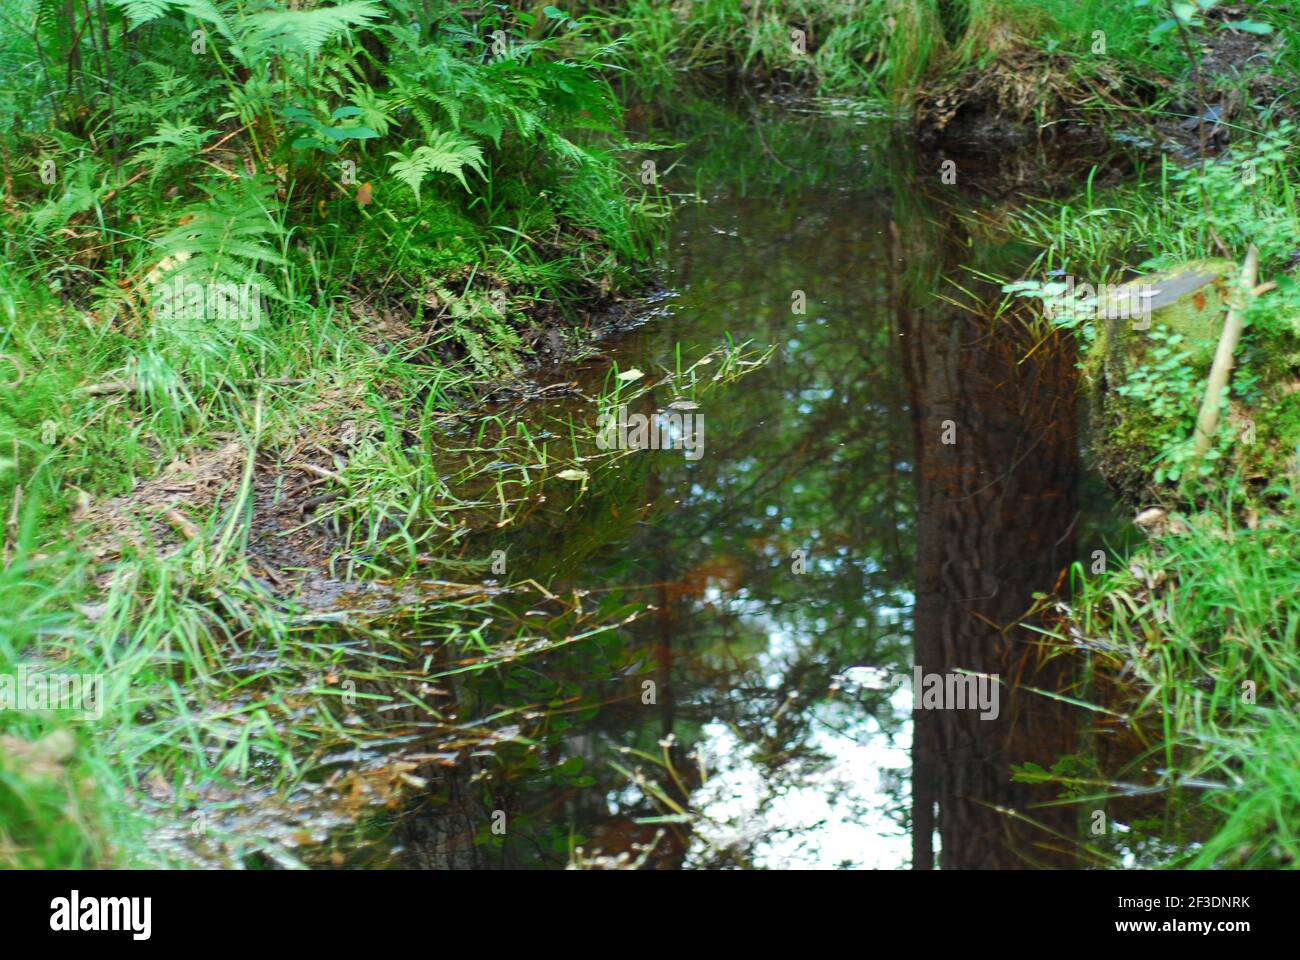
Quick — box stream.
[270,103,1141,869]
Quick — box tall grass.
[581,0,1186,103]
[0,0,672,865]
[1039,485,1300,867]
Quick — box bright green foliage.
[387,132,485,198]
[0,0,664,868]
[3,0,657,355]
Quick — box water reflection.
[362,106,1128,869]
[897,215,1082,869]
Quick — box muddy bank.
[73,282,658,611]
[915,14,1288,156]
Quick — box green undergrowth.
[0,224,768,864]
[1008,123,1300,501]
[1004,113,1300,867]
[0,0,676,866]
[577,0,1208,104]
[1029,484,1300,867]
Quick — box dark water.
[311,105,1138,870]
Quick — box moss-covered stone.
[1099,258,1236,382]
[1085,259,1229,500]
[1085,258,1300,503]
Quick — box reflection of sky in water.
[664,588,915,868]
[547,175,924,866]
[686,692,912,869]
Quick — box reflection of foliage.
[423,108,927,867]
[647,98,884,199]
[370,101,1131,869]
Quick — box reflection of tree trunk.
[397,762,492,869]
[901,265,1080,869]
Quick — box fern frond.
[427,282,527,378]
[387,131,484,200]
[348,83,395,137]
[106,0,174,29]
[28,157,109,235]
[147,177,285,302]
[244,1,386,59]
[134,120,214,185]
[136,120,212,151]
[168,0,246,63]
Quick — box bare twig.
[1192,245,1259,458]
[164,508,201,542]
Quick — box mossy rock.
[1084,259,1237,501]
[1081,258,1299,502]
[1095,258,1236,384]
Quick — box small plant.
[1112,326,1240,483]
[1141,0,1273,45]
[1002,277,1101,339]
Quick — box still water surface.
[311,105,1136,869]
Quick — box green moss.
[1081,258,1300,498]
[1101,258,1235,379]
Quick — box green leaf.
[386,131,484,199]
[320,125,378,141]
[1011,761,1052,783]
[555,756,585,775]
[245,1,387,58]
[1149,19,1178,40]
[1224,19,1273,34]
[291,135,333,152]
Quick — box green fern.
[427,282,527,378]
[146,0,243,57]
[134,120,215,185]
[387,131,485,200]
[110,0,383,67]
[244,1,386,59]
[147,176,285,305]
[106,0,174,29]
